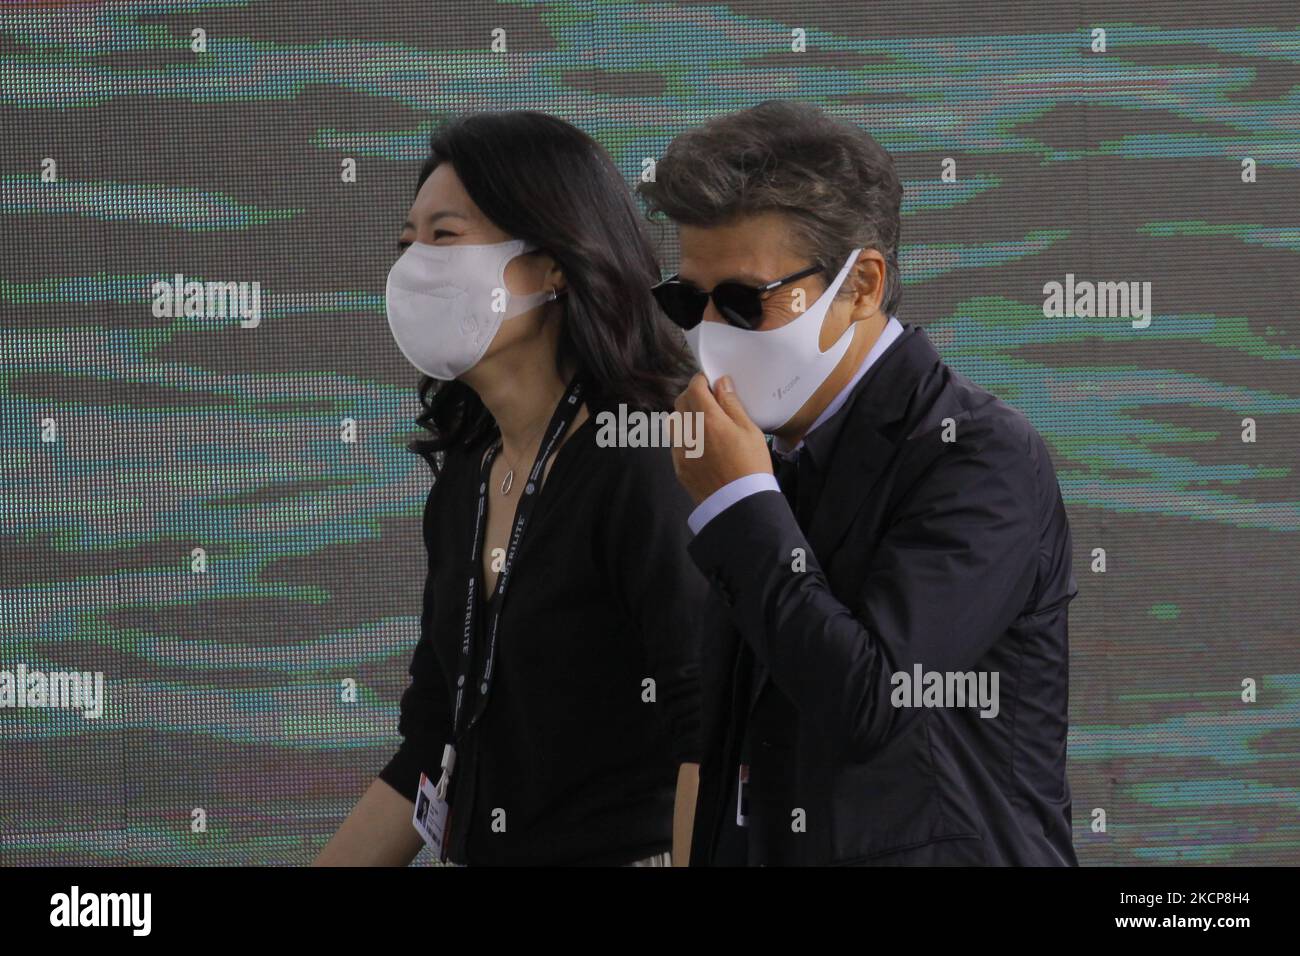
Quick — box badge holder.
[412,744,455,862]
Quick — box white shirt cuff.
[687,473,782,535]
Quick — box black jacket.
[687,324,1078,866]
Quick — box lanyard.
[433,373,586,801]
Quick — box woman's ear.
[543,257,567,296]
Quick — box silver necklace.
[495,384,570,496]
[496,423,547,496]
[499,450,518,496]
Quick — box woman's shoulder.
[437,428,496,472]
[577,401,698,561]
[420,433,492,511]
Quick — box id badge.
[736,764,750,828]
[413,771,449,861]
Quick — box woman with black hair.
[315,111,705,866]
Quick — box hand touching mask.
[684,248,861,432]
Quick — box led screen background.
[1,0,1297,865]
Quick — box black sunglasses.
[651,263,825,331]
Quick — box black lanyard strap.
[448,373,586,745]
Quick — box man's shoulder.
[947,370,1061,487]
[866,352,1057,505]
[948,370,1036,453]
[846,323,1033,449]
[879,353,1030,456]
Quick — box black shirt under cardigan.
[379,401,706,865]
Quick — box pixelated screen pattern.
[1,0,1297,865]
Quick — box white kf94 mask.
[385,238,555,381]
[684,247,862,433]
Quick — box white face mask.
[684,248,862,432]
[385,238,555,380]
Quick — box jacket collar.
[802,323,943,559]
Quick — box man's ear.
[847,249,886,321]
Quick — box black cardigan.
[379,403,706,865]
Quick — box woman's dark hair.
[404,111,693,470]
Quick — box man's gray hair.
[639,99,903,316]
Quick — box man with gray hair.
[640,100,1077,866]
